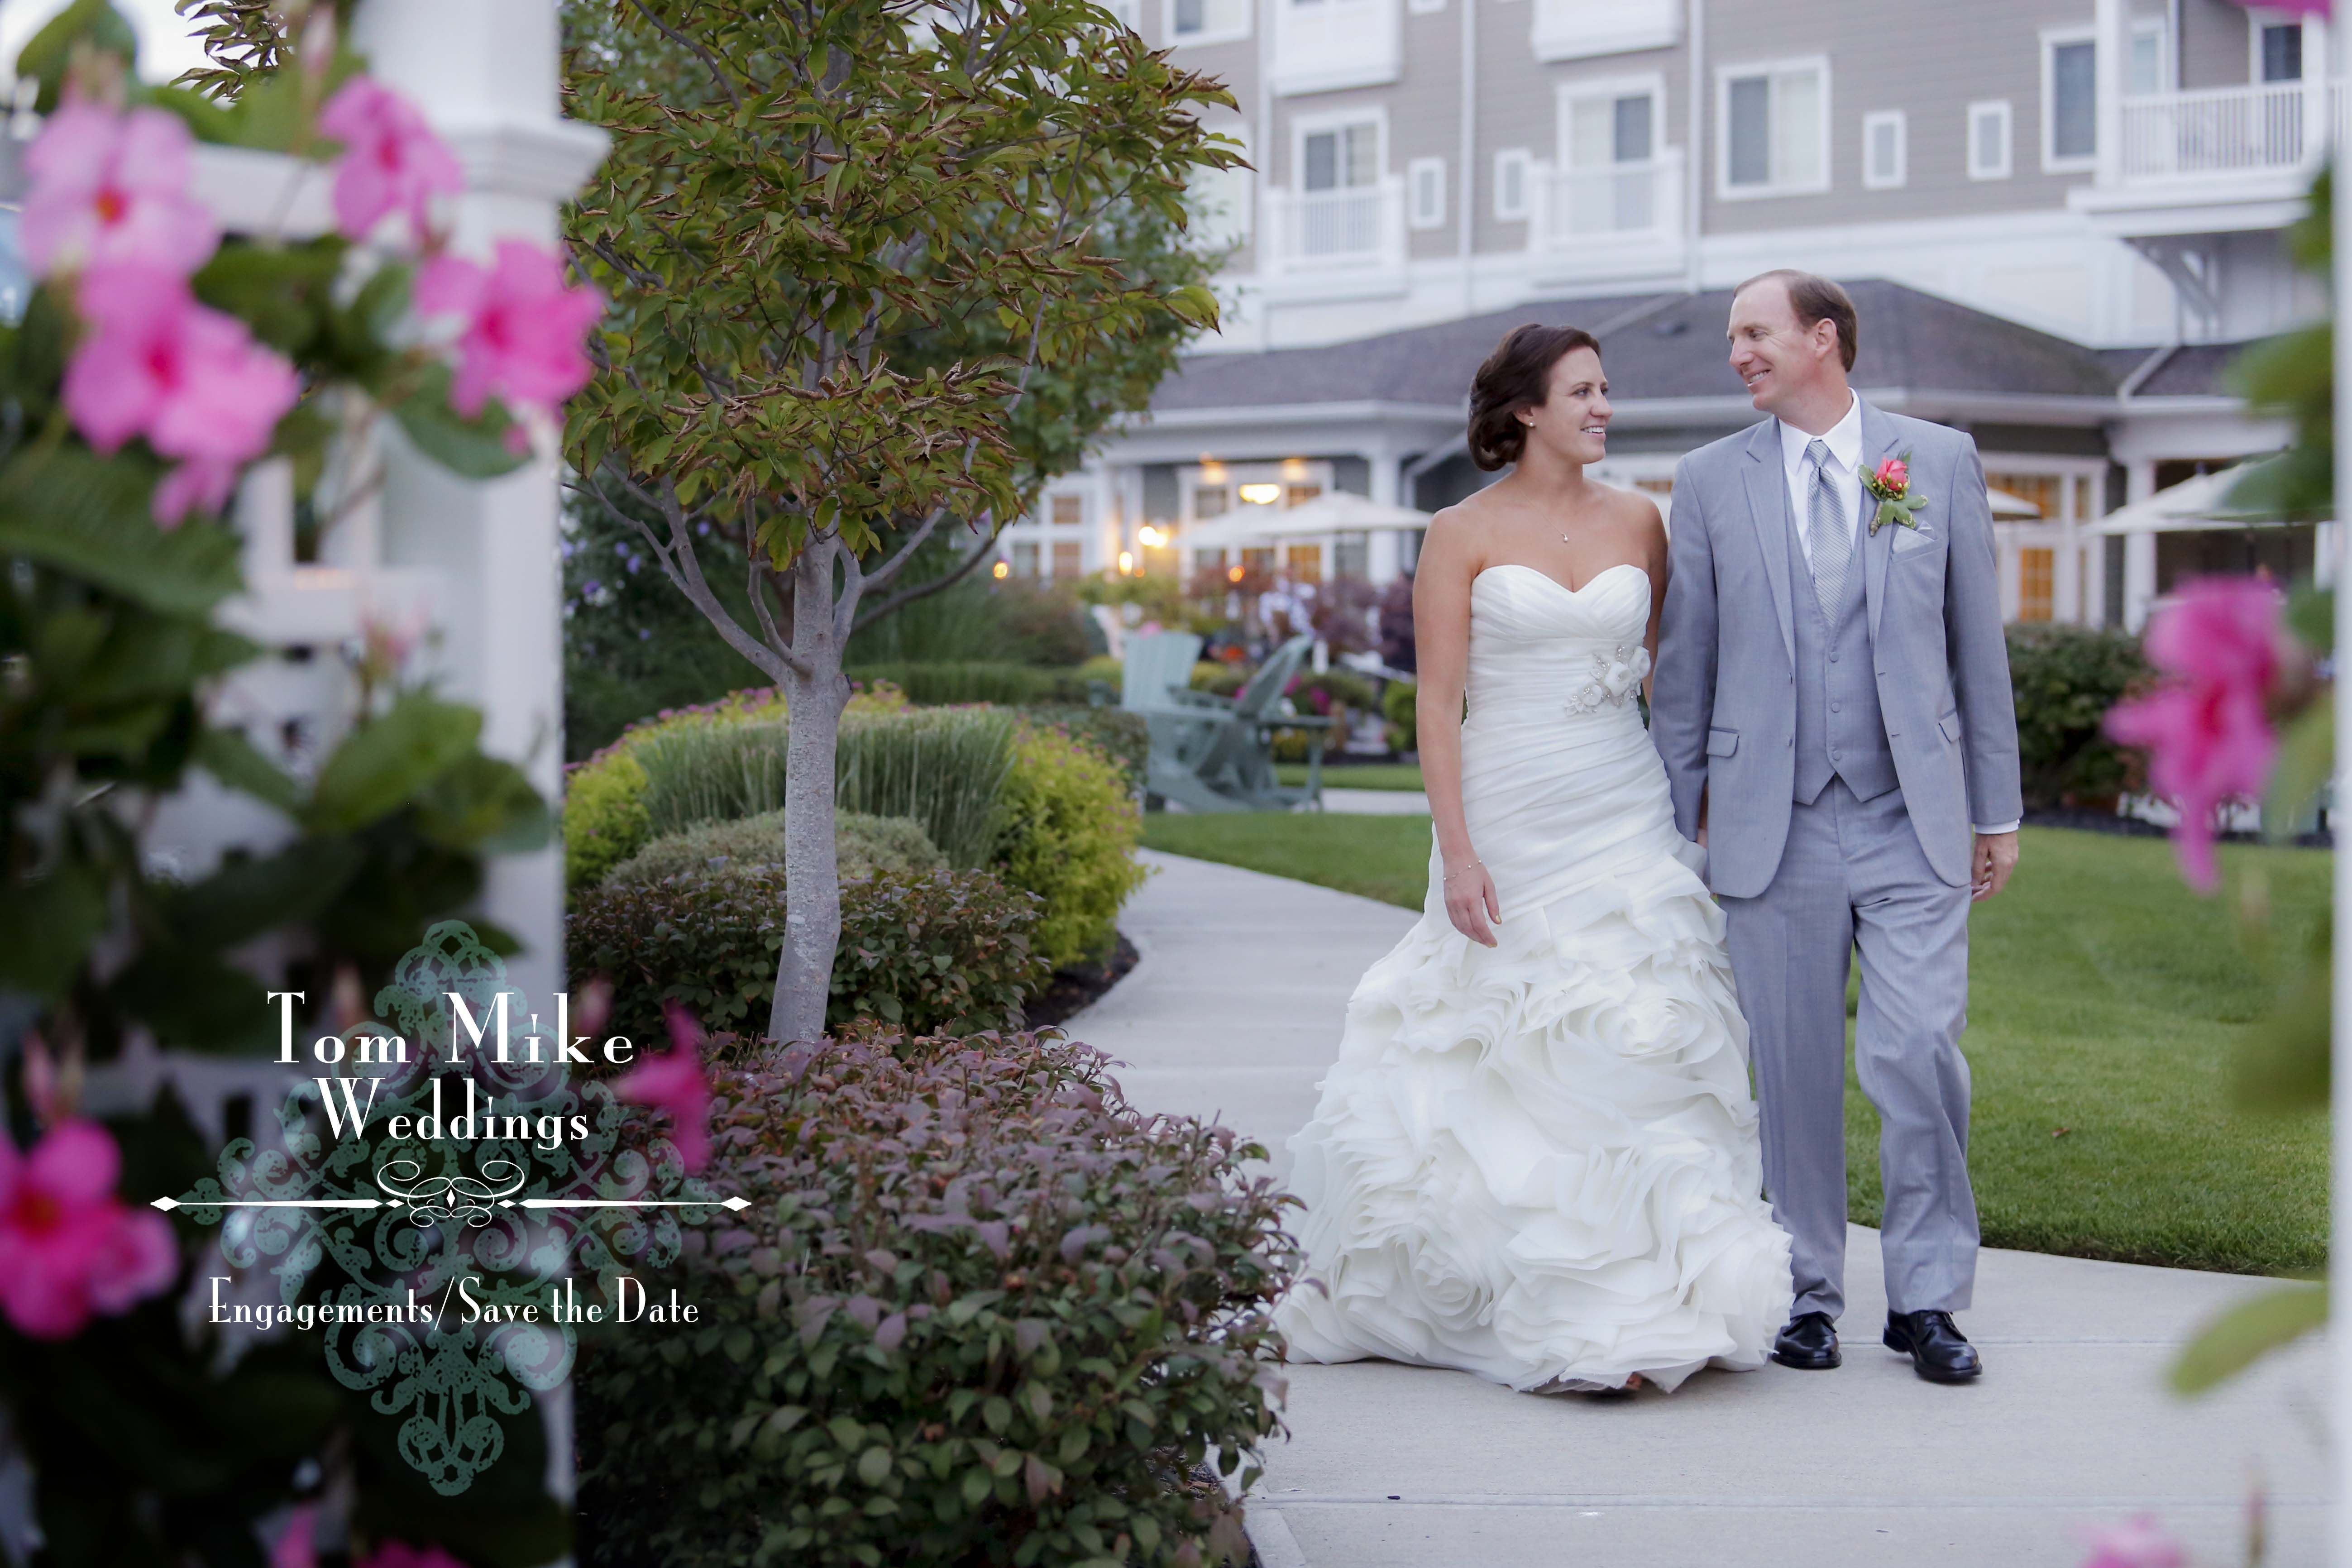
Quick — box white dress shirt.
[1774,394,2019,838]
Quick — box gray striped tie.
[1806,439,1850,617]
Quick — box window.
[1334,531,1369,580]
[1304,122,1378,195]
[1285,543,1323,582]
[1194,485,1230,519]
[1051,540,1083,578]
[1048,494,1084,526]
[1294,116,1385,257]
[1407,156,1447,230]
[2129,21,2168,96]
[2043,31,2096,171]
[1193,547,1227,576]
[2017,547,2055,622]
[1167,0,1249,45]
[1012,540,1041,578]
[1718,58,1828,198]
[1494,147,1533,220]
[1101,0,1142,28]
[1985,472,2060,519]
[1968,100,2012,180]
[2259,22,2303,83]
[1286,483,1323,507]
[1862,110,1906,189]
[1558,81,1661,232]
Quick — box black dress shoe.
[1884,1310,1982,1383]
[1771,1310,1840,1370]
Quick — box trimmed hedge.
[995,722,1148,969]
[570,867,1048,1043]
[1013,705,1148,792]
[574,1029,1293,1568]
[846,661,1094,706]
[1382,678,1417,755]
[2008,622,2152,809]
[606,811,944,887]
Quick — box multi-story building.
[998,0,2331,632]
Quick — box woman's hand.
[1443,856,1501,947]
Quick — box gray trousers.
[1718,779,1979,1319]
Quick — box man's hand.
[1971,830,2019,901]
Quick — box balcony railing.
[1270,0,1400,95]
[1264,177,1405,275]
[1525,150,1686,283]
[2117,79,2340,183]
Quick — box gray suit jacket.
[1652,401,2022,898]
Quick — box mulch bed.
[1023,932,1141,1028]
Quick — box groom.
[1653,271,2022,1384]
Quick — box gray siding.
[2180,0,2252,90]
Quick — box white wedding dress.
[1276,562,1793,1393]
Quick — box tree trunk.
[768,539,851,1044]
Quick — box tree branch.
[583,463,812,682]
[626,0,744,110]
[851,512,1002,635]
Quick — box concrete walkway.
[1071,850,2328,1568]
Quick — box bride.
[1275,324,1793,1394]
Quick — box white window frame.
[1713,54,1832,201]
[2041,27,2098,174]
[1293,105,1388,197]
[2247,11,2307,83]
[1529,0,1680,63]
[1861,109,1906,190]
[1968,99,2013,181]
[1493,146,1534,220]
[2128,17,2170,96]
[1406,155,1447,229]
[1406,0,1446,15]
[1554,71,1665,169]
[1163,0,1251,48]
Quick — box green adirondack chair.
[1126,632,1330,813]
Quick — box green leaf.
[2236,907,2329,1113]
[0,863,107,995]
[193,726,303,816]
[856,1446,892,1486]
[304,694,483,832]
[193,238,347,358]
[0,449,244,614]
[390,362,531,480]
[16,0,138,114]
[2171,1281,2326,1394]
[2263,704,2331,842]
[413,751,552,854]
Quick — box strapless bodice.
[1467,562,1653,721]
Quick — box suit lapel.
[1858,399,1900,642]
[1738,419,1796,670]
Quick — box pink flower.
[2103,576,2283,893]
[319,77,463,246]
[270,1506,319,1568]
[614,1001,712,1172]
[2076,1515,2186,1568]
[358,1544,467,1568]
[1874,456,1908,494]
[62,264,302,527]
[0,1119,178,1339]
[21,98,218,278]
[415,240,602,420]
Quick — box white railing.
[2118,79,2337,182]
[1266,177,1405,274]
[1270,0,1400,94]
[1525,149,1686,281]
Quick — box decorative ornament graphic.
[159,922,741,1495]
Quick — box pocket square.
[1891,529,1938,555]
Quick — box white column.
[352,0,607,1013]
[2120,459,2159,632]
[2094,0,2127,188]
[1367,529,1402,585]
[1366,449,1400,506]
[2330,15,2352,1568]
[2304,16,2331,168]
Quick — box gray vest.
[1788,501,1899,805]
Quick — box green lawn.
[1140,812,2328,1277]
[1276,762,1425,792]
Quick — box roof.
[2122,344,2248,399]
[1153,281,2161,416]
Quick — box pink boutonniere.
[1864,450,1927,534]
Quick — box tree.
[562,0,1233,1042]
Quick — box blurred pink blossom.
[22,99,218,278]
[269,1506,319,1568]
[614,1001,712,1171]
[0,1119,178,1339]
[2103,577,2283,893]
[2076,1515,2186,1568]
[415,240,602,420]
[62,264,302,526]
[319,77,463,245]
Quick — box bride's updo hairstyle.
[1467,322,1603,472]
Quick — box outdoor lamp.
[1119,550,1136,574]
[1238,482,1282,506]
[992,559,1009,579]
[1138,525,1167,547]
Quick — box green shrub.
[847,661,1093,706]
[996,722,1148,969]
[838,708,1021,867]
[1382,678,1417,754]
[634,719,793,837]
[1013,705,1148,791]
[1192,663,1246,697]
[569,866,1047,1043]
[1076,652,1124,695]
[574,1030,1291,1568]
[606,810,944,887]
[2007,623,2152,809]
[564,750,652,889]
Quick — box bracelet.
[1443,859,1483,882]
